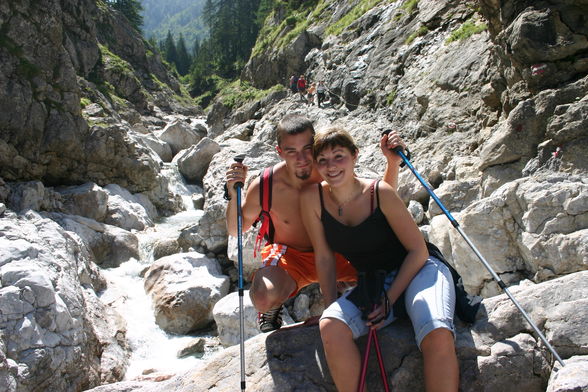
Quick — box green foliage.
[400,0,419,13]
[164,31,179,67]
[386,89,397,105]
[445,19,487,43]
[80,97,92,108]
[96,0,109,12]
[326,0,388,36]
[405,25,428,44]
[175,34,192,75]
[252,0,329,57]
[98,44,134,75]
[285,15,298,26]
[105,0,144,32]
[218,80,282,108]
[142,0,207,45]
[189,0,266,98]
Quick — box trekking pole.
[233,154,247,390]
[358,306,390,392]
[382,131,566,367]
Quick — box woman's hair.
[313,127,358,159]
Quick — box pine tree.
[190,0,267,96]
[176,34,191,76]
[106,0,144,32]
[192,39,201,59]
[164,30,178,69]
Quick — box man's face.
[277,129,314,180]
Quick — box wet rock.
[144,252,230,334]
[177,338,206,358]
[176,138,221,184]
[156,120,206,157]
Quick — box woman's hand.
[365,300,390,330]
[380,130,407,166]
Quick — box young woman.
[300,128,459,392]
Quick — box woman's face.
[315,145,357,186]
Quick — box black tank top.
[319,181,407,273]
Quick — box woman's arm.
[300,184,339,307]
[380,130,407,190]
[378,182,428,306]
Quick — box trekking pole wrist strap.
[399,148,411,167]
[223,183,232,201]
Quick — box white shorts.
[320,256,456,349]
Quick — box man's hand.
[380,130,407,166]
[225,161,248,199]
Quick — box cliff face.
[0,0,196,193]
[241,0,588,184]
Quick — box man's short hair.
[276,114,315,147]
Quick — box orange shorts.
[260,243,357,295]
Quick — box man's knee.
[249,270,289,312]
[249,284,271,312]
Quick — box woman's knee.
[320,318,351,345]
[420,328,455,353]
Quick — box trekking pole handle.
[233,154,246,189]
[381,129,406,154]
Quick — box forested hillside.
[141,0,207,45]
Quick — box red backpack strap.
[254,166,274,257]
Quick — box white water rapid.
[99,163,220,380]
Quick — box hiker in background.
[306,82,317,104]
[225,115,407,333]
[297,75,307,100]
[301,128,462,392]
[316,80,327,108]
[289,75,298,94]
[548,146,563,171]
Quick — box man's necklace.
[329,180,362,216]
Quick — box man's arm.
[300,185,338,307]
[225,162,262,237]
[380,130,407,190]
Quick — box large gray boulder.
[143,252,230,335]
[176,138,221,184]
[104,184,157,231]
[428,173,588,296]
[156,120,206,157]
[212,291,258,347]
[546,356,588,392]
[57,182,109,222]
[46,213,139,268]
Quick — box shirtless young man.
[225,114,405,332]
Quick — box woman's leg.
[405,257,458,392]
[320,317,361,392]
[421,328,458,392]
